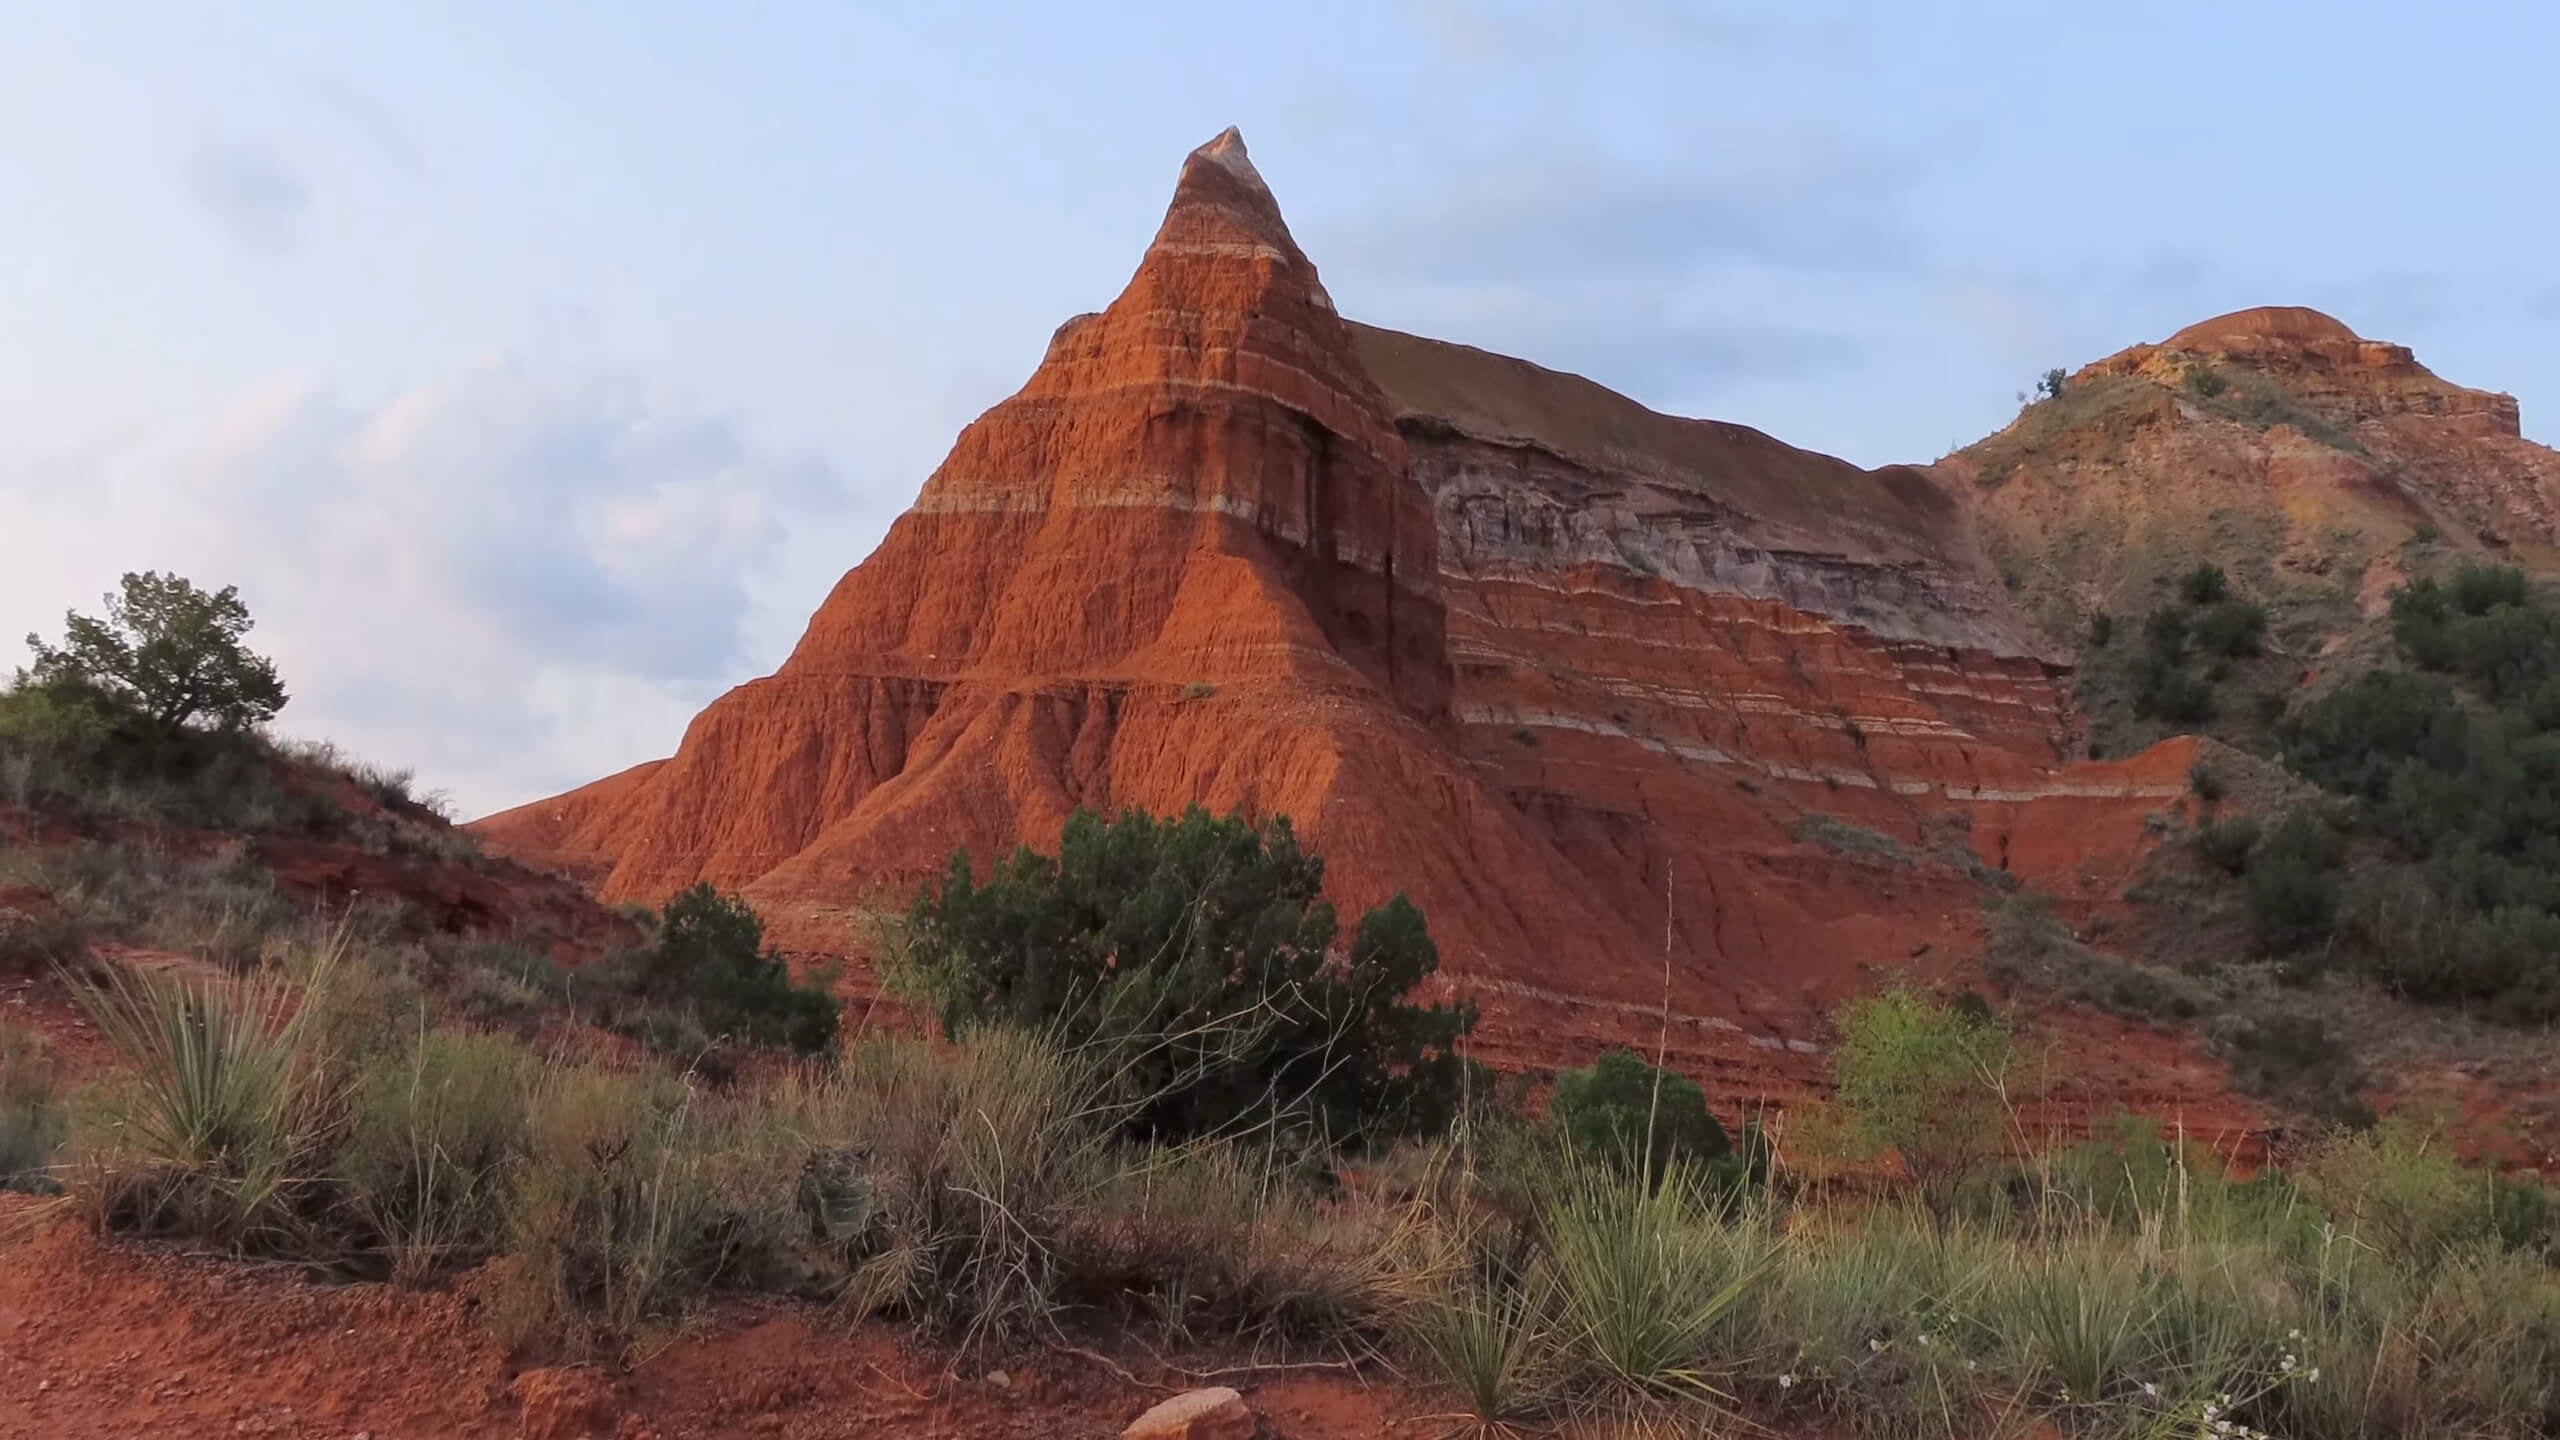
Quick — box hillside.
[1939,304,2560,760]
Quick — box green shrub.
[2195,599,2268,658]
[1831,988,2012,1208]
[2243,814,2342,956]
[2192,816,2259,875]
[1550,1048,1731,1183]
[897,805,1476,1146]
[2087,610,2116,648]
[632,883,837,1056]
[2179,564,2229,606]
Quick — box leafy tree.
[24,573,286,734]
[638,883,837,1055]
[2035,367,2068,401]
[1831,987,2011,1213]
[1549,1048,1730,1182]
[897,805,1477,1146]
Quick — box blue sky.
[5,1,2556,816]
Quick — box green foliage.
[1545,1157,1773,1398]
[634,883,837,1056]
[1550,1048,1730,1182]
[2194,599,2268,658]
[2266,569,2560,1018]
[2192,815,2259,875]
[2185,363,2228,399]
[1831,988,2011,1205]
[897,805,1477,1146]
[2179,564,2229,606]
[2242,813,2343,957]
[2036,367,2069,401]
[24,572,286,734]
[2086,609,2115,647]
[71,949,339,1248]
[341,1029,533,1284]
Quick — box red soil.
[0,1203,1414,1440]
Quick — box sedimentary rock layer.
[475,131,2203,1095]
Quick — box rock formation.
[473,131,2267,1122]
[1944,302,2560,669]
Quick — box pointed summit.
[1189,125,1267,190]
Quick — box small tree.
[1831,987,2011,1214]
[25,572,286,734]
[897,805,1477,1146]
[639,883,837,1055]
[1550,1048,1730,1182]
[2035,367,2069,401]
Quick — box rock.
[469,126,2108,1100]
[512,1366,620,1440]
[1123,1386,1254,1440]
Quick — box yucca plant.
[71,950,340,1247]
[1547,1157,1775,1403]
[1989,1240,2165,1414]
[1403,1262,1556,1434]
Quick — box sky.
[4,1,2556,818]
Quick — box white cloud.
[2,361,840,817]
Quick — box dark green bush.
[2243,814,2342,956]
[634,884,838,1056]
[898,805,1477,1146]
[2192,816,2259,875]
[2178,564,2229,606]
[1549,1048,1729,1182]
[2193,599,2267,658]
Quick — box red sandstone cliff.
[473,132,2246,1118]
